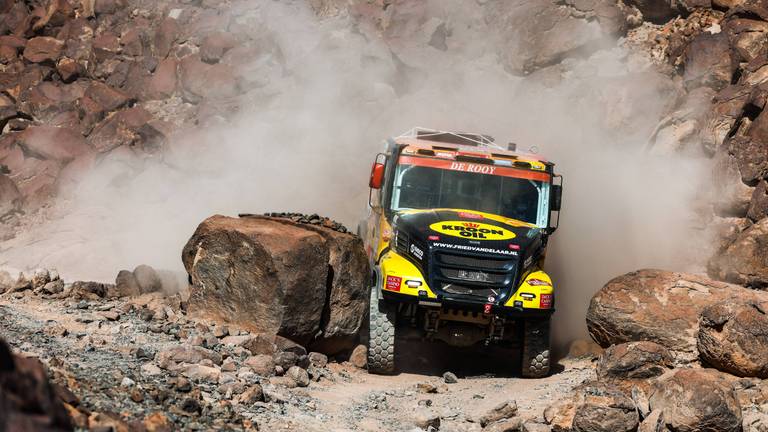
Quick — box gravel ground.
[0,292,595,431]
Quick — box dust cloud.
[1,1,709,344]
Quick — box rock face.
[182,215,368,353]
[698,301,768,378]
[544,381,639,432]
[647,369,742,432]
[708,218,768,288]
[587,269,768,362]
[489,0,620,74]
[0,338,72,431]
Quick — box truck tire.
[367,286,396,374]
[521,318,550,378]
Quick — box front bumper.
[377,249,554,313]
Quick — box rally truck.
[360,128,563,377]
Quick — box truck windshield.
[390,160,551,227]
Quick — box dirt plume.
[1,1,708,346]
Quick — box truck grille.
[431,249,518,302]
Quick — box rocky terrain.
[4,0,768,431]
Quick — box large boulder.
[647,369,742,432]
[698,300,768,378]
[182,215,368,352]
[0,338,73,431]
[587,269,768,362]
[544,381,639,432]
[708,218,768,288]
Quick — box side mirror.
[369,162,385,189]
[550,184,562,212]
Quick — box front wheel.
[521,318,551,378]
[367,286,396,374]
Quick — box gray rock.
[443,371,458,384]
[286,366,309,387]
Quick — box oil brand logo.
[429,221,516,241]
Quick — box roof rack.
[395,127,505,150]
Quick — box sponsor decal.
[449,162,496,175]
[409,243,424,260]
[386,275,401,292]
[526,278,551,287]
[430,221,516,241]
[398,156,552,182]
[540,293,553,309]
[432,242,518,256]
[458,212,484,220]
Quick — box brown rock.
[587,269,768,362]
[708,218,768,288]
[115,270,141,297]
[698,301,768,377]
[596,341,673,381]
[0,35,26,50]
[133,264,162,294]
[92,32,119,60]
[23,37,64,63]
[179,55,239,103]
[702,86,750,155]
[19,81,85,123]
[638,410,665,432]
[479,400,518,427]
[153,18,179,60]
[0,338,73,431]
[244,354,275,376]
[146,58,177,100]
[156,345,223,369]
[237,384,264,404]
[182,215,329,345]
[683,32,732,91]
[84,81,131,112]
[648,369,741,432]
[484,418,523,432]
[87,106,154,153]
[285,366,309,387]
[200,32,238,64]
[120,28,143,57]
[142,412,172,432]
[728,135,768,184]
[0,44,16,63]
[55,57,81,83]
[544,381,638,432]
[747,180,768,221]
[349,344,367,369]
[16,125,91,163]
[242,334,277,355]
[726,18,768,64]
